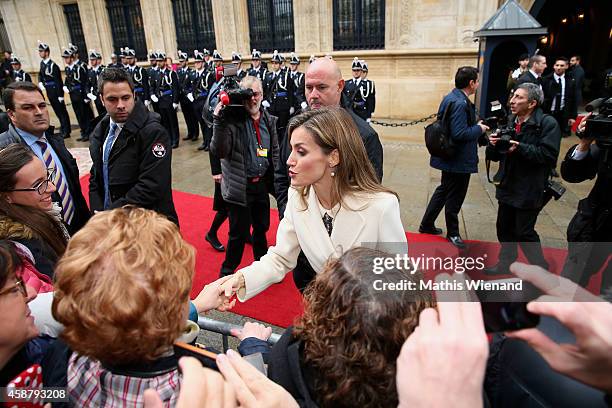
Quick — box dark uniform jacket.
[0,125,90,234]
[210,109,280,207]
[88,101,178,224]
[38,59,64,93]
[274,101,384,217]
[64,63,89,102]
[290,70,306,110]
[177,66,196,96]
[485,108,561,209]
[87,66,104,97]
[247,66,267,81]
[193,68,216,101]
[263,69,295,113]
[12,69,32,83]
[344,78,375,120]
[155,68,180,108]
[127,65,149,100]
[147,67,161,101]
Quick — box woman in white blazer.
[216,107,407,302]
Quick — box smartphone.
[174,341,219,371]
[476,278,541,333]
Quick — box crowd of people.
[0,39,610,407]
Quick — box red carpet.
[79,177,604,328]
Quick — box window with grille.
[172,0,216,54]
[333,0,385,50]
[106,0,147,60]
[63,4,88,56]
[247,0,294,53]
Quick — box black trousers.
[94,98,106,117]
[159,103,179,146]
[496,202,548,269]
[551,110,570,136]
[421,171,471,236]
[194,98,210,145]
[221,180,270,275]
[180,95,199,138]
[269,108,290,142]
[70,94,94,138]
[47,86,71,136]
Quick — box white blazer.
[238,187,408,301]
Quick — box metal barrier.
[197,316,282,352]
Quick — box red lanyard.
[253,117,262,147]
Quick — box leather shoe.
[172,142,179,149]
[62,133,71,139]
[484,264,511,276]
[191,135,199,141]
[197,144,209,151]
[447,235,466,249]
[418,225,443,235]
[551,168,559,178]
[206,233,225,252]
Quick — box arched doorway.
[485,40,529,112]
[532,0,612,101]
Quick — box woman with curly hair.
[234,247,435,408]
[0,144,68,278]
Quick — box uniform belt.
[71,85,82,91]
[161,90,173,96]
[44,81,56,87]
[135,87,144,93]
[275,91,288,97]
[353,101,366,106]
[196,90,208,98]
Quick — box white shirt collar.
[529,69,540,78]
[43,58,51,64]
[109,118,125,132]
[554,73,565,81]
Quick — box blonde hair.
[240,75,262,90]
[52,207,195,364]
[287,107,397,209]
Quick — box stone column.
[76,0,114,61]
[210,0,250,59]
[293,0,333,54]
[140,0,177,58]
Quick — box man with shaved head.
[274,56,384,291]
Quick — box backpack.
[424,101,455,160]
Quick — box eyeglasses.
[251,91,262,98]
[0,278,27,298]
[4,167,56,195]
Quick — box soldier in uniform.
[232,52,247,79]
[247,49,266,80]
[108,52,121,69]
[38,42,71,139]
[343,57,362,107]
[86,50,106,117]
[118,47,129,69]
[262,50,295,139]
[148,51,163,113]
[343,58,372,122]
[68,43,87,71]
[10,56,31,82]
[154,53,180,148]
[212,50,223,70]
[192,50,216,151]
[125,48,149,104]
[360,61,376,123]
[62,47,94,142]
[177,50,199,141]
[288,52,307,114]
[203,49,213,71]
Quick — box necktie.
[322,213,333,236]
[36,139,74,225]
[103,123,119,209]
[555,78,562,113]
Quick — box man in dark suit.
[568,55,585,107]
[38,42,71,139]
[0,81,90,234]
[515,55,547,89]
[542,57,577,137]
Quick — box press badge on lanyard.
[254,119,268,157]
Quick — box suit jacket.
[0,125,90,234]
[237,188,407,300]
[542,73,577,119]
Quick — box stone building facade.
[0,0,540,119]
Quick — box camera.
[481,100,509,147]
[493,127,517,154]
[203,63,253,125]
[583,97,612,149]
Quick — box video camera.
[203,63,253,126]
[483,100,516,154]
[583,97,612,149]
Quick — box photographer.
[485,83,561,275]
[210,76,280,278]
[560,112,611,294]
